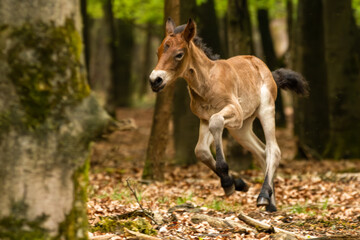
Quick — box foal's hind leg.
[228,117,266,171]
[256,88,281,212]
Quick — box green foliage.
[87,0,164,25]
[91,217,157,235]
[87,0,104,18]
[5,19,89,129]
[248,0,287,23]
[0,201,50,240]
[353,0,360,25]
[214,0,228,18]
[176,193,194,205]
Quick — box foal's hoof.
[256,196,270,207]
[234,178,249,192]
[265,203,277,212]
[223,184,235,196]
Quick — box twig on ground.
[191,213,254,233]
[126,178,159,225]
[124,228,162,240]
[238,213,316,239]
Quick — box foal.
[149,18,308,212]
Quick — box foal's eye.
[175,53,184,60]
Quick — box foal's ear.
[166,17,176,35]
[183,18,196,43]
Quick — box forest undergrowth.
[88,108,360,239]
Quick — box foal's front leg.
[195,119,249,195]
[208,104,244,196]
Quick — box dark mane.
[174,24,220,61]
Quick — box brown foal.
[149,18,308,212]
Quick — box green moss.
[0,201,50,240]
[57,154,90,240]
[4,19,90,129]
[91,217,157,236]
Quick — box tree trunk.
[322,0,360,159]
[142,0,180,180]
[227,0,253,56]
[197,0,222,57]
[88,17,112,98]
[293,0,329,159]
[172,0,199,166]
[80,0,90,75]
[139,23,153,98]
[105,0,134,113]
[0,0,110,238]
[257,8,286,127]
[225,0,255,170]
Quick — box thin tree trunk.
[197,0,222,56]
[322,0,360,159]
[105,0,134,113]
[172,0,199,166]
[81,0,90,75]
[227,0,253,56]
[257,8,286,127]
[226,0,255,170]
[0,0,110,237]
[140,23,153,98]
[293,0,329,159]
[142,0,180,180]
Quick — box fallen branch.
[126,178,159,225]
[124,228,162,240]
[89,234,117,240]
[191,213,254,233]
[238,213,316,239]
[238,213,275,233]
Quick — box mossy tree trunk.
[294,0,329,159]
[0,0,110,238]
[142,0,180,180]
[172,0,199,166]
[322,0,360,159]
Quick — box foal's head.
[149,18,196,92]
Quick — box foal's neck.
[183,42,214,97]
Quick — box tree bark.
[139,23,153,98]
[322,0,360,159]
[227,0,253,56]
[294,0,329,158]
[142,0,180,180]
[0,0,110,238]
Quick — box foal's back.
[215,55,277,120]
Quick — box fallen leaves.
[88,108,360,239]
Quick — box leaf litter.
[88,108,360,239]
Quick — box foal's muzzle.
[149,77,164,92]
[149,70,168,92]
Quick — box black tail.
[272,68,309,96]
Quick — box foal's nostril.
[154,77,163,86]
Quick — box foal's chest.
[188,88,217,121]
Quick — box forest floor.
[87,108,360,240]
